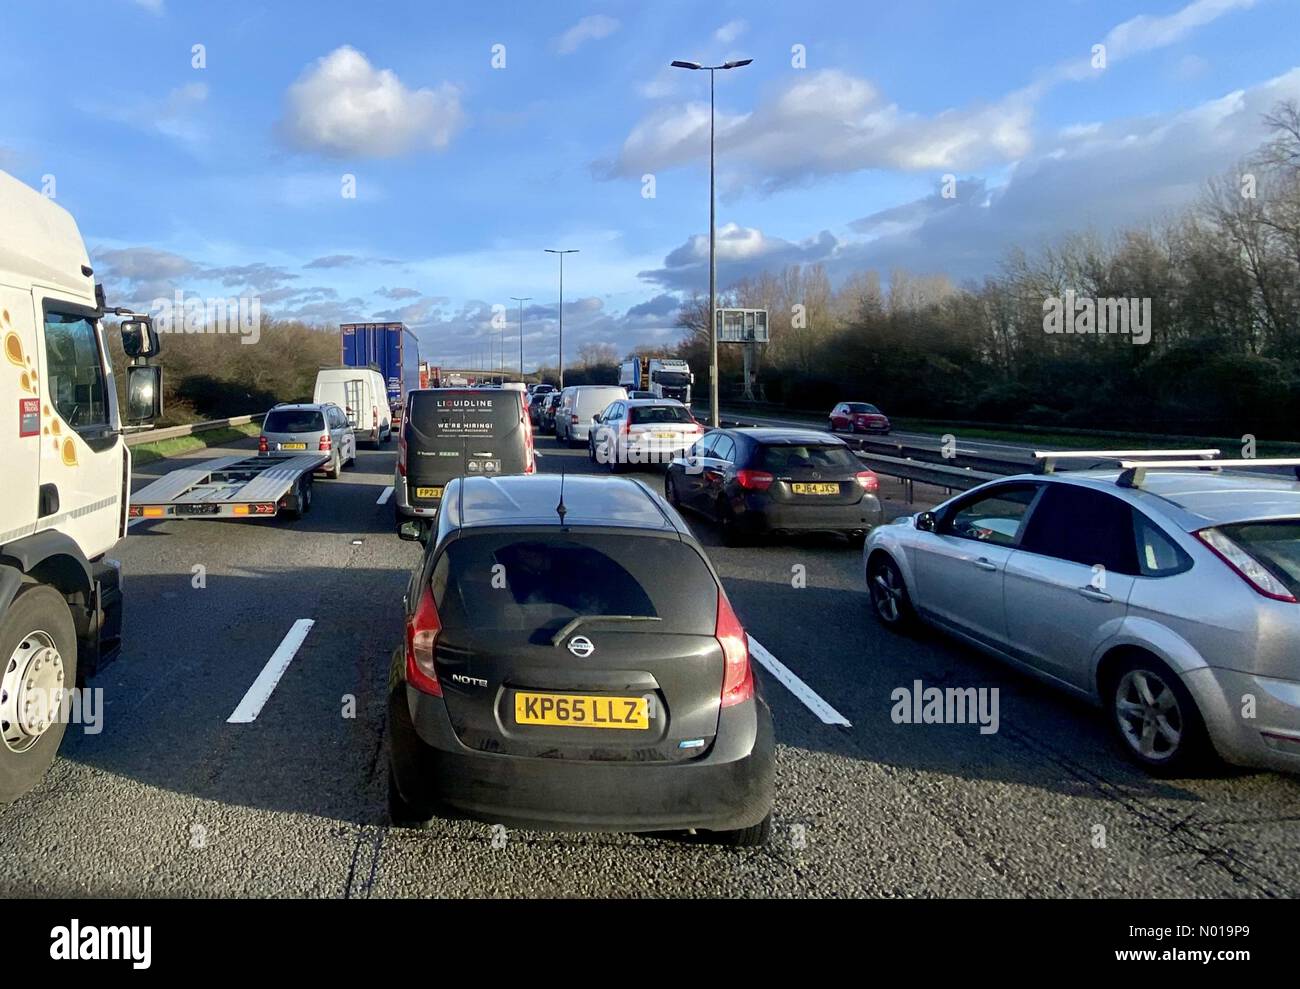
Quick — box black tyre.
[284,476,312,519]
[0,584,77,804]
[665,473,680,507]
[326,451,341,479]
[708,812,772,847]
[587,438,596,463]
[867,553,916,630]
[386,688,435,828]
[1104,654,1217,777]
[719,501,746,546]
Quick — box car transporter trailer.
[128,452,329,523]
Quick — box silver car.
[260,402,356,479]
[864,463,1300,775]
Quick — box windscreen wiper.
[550,615,662,646]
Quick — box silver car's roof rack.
[1117,457,1300,487]
[1034,449,1219,474]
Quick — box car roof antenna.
[556,471,568,525]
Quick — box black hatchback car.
[665,428,883,544]
[388,474,775,844]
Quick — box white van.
[313,367,391,446]
[554,384,628,446]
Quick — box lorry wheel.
[0,584,77,804]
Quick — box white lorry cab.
[313,366,390,446]
[0,169,162,803]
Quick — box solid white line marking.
[376,485,394,505]
[227,619,314,724]
[748,635,852,728]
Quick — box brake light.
[715,589,753,708]
[855,470,879,493]
[405,586,443,695]
[571,413,579,424]
[318,434,331,452]
[735,469,774,491]
[373,406,379,427]
[1195,528,1297,602]
[521,397,536,474]
[258,435,268,454]
[397,427,407,476]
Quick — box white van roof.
[0,169,95,302]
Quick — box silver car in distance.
[864,453,1300,776]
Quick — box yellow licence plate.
[414,486,443,499]
[654,432,678,440]
[514,692,649,730]
[280,442,307,450]
[792,482,839,495]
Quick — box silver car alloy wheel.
[870,563,903,623]
[1,629,65,754]
[1114,669,1184,761]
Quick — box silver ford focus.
[864,458,1300,775]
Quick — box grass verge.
[129,422,262,466]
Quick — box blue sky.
[2,0,1297,369]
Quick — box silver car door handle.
[973,558,998,571]
[1077,586,1113,603]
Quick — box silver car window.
[944,483,1039,547]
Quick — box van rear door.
[405,390,529,508]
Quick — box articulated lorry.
[0,170,162,802]
[340,322,421,425]
[618,357,694,404]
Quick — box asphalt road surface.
[1,432,1297,898]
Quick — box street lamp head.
[722,58,753,69]
[671,60,702,70]
[545,248,579,255]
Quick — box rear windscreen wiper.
[550,615,662,646]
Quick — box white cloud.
[280,46,464,158]
[131,0,164,13]
[714,19,747,44]
[555,15,620,55]
[607,69,1033,187]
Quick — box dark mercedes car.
[665,428,883,544]
[388,474,775,845]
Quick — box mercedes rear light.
[735,469,774,491]
[715,589,754,708]
[405,585,444,695]
[1195,527,1297,603]
[855,470,880,493]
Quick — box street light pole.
[671,57,752,428]
[511,296,531,378]
[544,249,578,388]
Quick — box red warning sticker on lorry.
[19,397,39,437]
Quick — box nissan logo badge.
[567,635,595,658]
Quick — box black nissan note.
[387,473,776,845]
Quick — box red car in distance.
[828,402,891,434]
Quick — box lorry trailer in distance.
[340,322,421,425]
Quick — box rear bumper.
[395,685,775,833]
[1183,666,1300,773]
[738,494,883,534]
[392,477,439,518]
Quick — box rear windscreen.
[431,532,718,635]
[759,444,859,472]
[1220,521,1300,595]
[410,391,521,438]
[264,410,324,433]
[630,405,693,425]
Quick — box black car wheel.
[665,473,680,507]
[868,553,915,630]
[718,501,746,546]
[706,812,772,847]
[1105,654,1216,776]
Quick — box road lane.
[0,430,1295,897]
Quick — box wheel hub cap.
[1115,669,1182,760]
[1,631,65,753]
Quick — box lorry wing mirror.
[121,317,160,359]
[126,364,163,422]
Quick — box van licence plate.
[415,486,443,499]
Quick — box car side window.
[43,310,109,430]
[1018,484,1141,575]
[712,435,736,463]
[1133,512,1193,577]
[693,432,718,458]
[942,483,1040,547]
